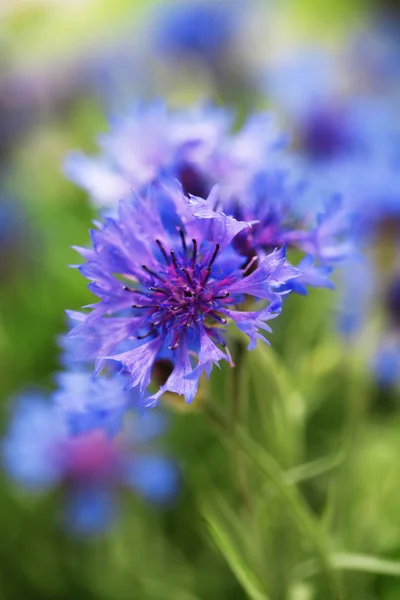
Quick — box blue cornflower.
[53,370,134,437]
[201,112,353,290]
[152,0,241,62]
[265,48,391,165]
[349,17,400,93]
[372,272,400,386]
[64,103,231,207]
[65,104,349,292]
[374,336,400,387]
[68,183,298,405]
[3,377,178,534]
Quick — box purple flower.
[68,183,298,405]
[2,379,178,534]
[373,337,400,387]
[53,370,136,437]
[152,0,241,62]
[64,103,231,207]
[65,103,348,293]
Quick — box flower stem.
[230,339,252,513]
[203,398,340,597]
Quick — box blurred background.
[2,0,400,598]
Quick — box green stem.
[203,399,340,597]
[230,339,252,513]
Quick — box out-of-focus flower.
[349,16,400,94]
[372,272,400,386]
[53,370,134,437]
[68,182,298,405]
[2,378,178,534]
[152,0,241,64]
[64,104,231,207]
[374,336,400,386]
[336,258,375,337]
[146,0,261,108]
[65,104,351,293]
[266,48,365,165]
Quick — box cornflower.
[68,183,299,405]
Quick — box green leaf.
[332,553,400,576]
[201,494,270,600]
[203,401,340,596]
[246,341,306,466]
[286,451,344,485]
[294,553,400,580]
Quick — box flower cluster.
[65,104,351,288]
[3,372,178,534]
[4,102,351,532]
[63,104,353,407]
[67,182,301,405]
[266,37,400,385]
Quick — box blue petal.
[66,486,115,535]
[123,455,179,504]
[2,395,66,490]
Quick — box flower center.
[125,231,233,350]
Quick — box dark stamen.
[168,329,181,350]
[210,311,227,324]
[156,239,170,264]
[142,265,166,283]
[208,244,220,269]
[181,267,193,285]
[177,227,187,252]
[203,244,220,285]
[149,287,169,295]
[242,256,257,275]
[136,329,157,340]
[125,287,154,299]
[191,239,197,268]
[213,291,230,300]
[170,250,179,270]
[132,304,159,309]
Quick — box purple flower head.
[2,381,178,534]
[299,104,358,161]
[386,273,400,328]
[64,103,348,294]
[152,0,241,62]
[196,111,353,290]
[349,18,400,93]
[373,336,400,387]
[265,46,396,165]
[64,103,231,207]
[53,370,136,437]
[68,183,298,405]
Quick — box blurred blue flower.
[68,182,298,405]
[336,258,375,337]
[53,370,136,437]
[373,337,400,387]
[266,48,400,235]
[2,381,178,535]
[372,273,400,386]
[64,103,231,207]
[65,104,350,293]
[152,0,241,62]
[349,17,400,93]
